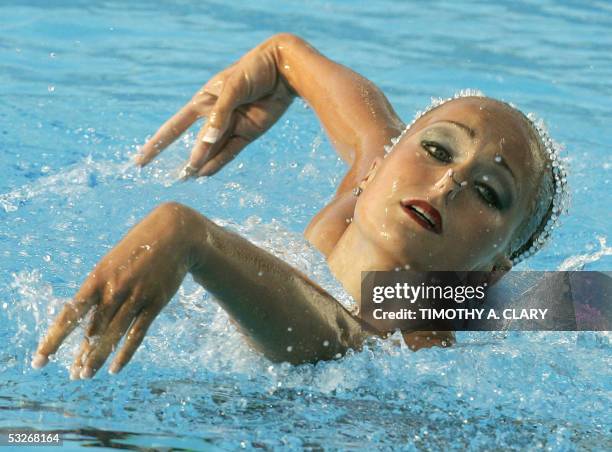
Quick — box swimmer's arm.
[33,202,372,377]
[137,34,404,190]
[186,204,372,363]
[273,33,405,191]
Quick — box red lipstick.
[400,199,443,234]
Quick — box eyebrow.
[493,155,516,184]
[438,120,477,139]
[436,120,516,179]
[433,120,518,192]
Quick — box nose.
[434,168,468,204]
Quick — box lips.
[400,199,443,234]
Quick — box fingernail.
[177,163,199,181]
[69,369,80,380]
[31,353,48,369]
[80,367,93,379]
[178,165,189,181]
[202,127,220,144]
[108,363,119,375]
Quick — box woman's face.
[354,97,541,271]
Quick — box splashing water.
[2,216,610,449]
[559,236,612,271]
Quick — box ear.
[360,157,384,189]
[487,256,513,286]
[468,256,512,287]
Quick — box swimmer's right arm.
[32,202,371,379]
[137,33,404,189]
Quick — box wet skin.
[327,97,540,301]
[32,34,541,378]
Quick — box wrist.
[154,202,207,272]
[181,206,210,273]
[269,33,305,97]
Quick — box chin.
[355,199,473,269]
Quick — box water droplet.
[43,255,51,262]
[49,52,56,58]
[47,85,55,93]
[322,340,329,347]
[287,326,292,332]
[286,346,293,352]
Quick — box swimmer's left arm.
[32,202,372,378]
[186,205,374,363]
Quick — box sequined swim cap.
[384,89,570,266]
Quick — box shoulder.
[304,192,356,257]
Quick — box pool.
[1,0,610,449]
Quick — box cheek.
[375,149,435,190]
[456,209,514,258]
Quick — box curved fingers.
[68,288,129,378]
[185,73,250,170]
[186,103,265,177]
[32,285,99,368]
[197,136,251,177]
[79,294,144,379]
[69,337,92,380]
[187,115,234,170]
[137,92,214,167]
[108,306,160,374]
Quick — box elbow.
[270,32,304,46]
[152,202,211,271]
[151,201,205,235]
[268,33,309,57]
[153,201,190,221]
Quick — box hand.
[136,36,295,178]
[402,330,455,351]
[31,203,195,379]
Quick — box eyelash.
[475,184,501,209]
[422,141,452,163]
[421,140,502,209]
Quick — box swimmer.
[31,33,568,379]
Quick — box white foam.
[559,235,611,270]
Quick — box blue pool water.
[1,0,611,449]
